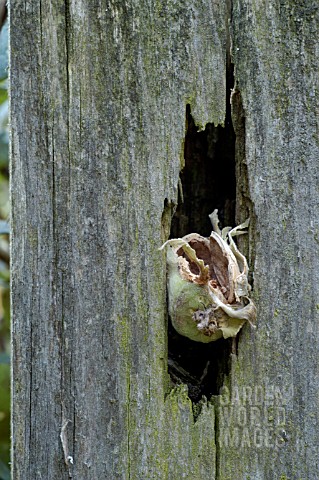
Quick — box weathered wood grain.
[10,1,226,478]
[218,1,319,479]
[11,0,319,478]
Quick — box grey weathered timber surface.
[10,0,319,479]
[217,1,319,479]
[10,1,225,478]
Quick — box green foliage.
[0,461,9,480]
[0,23,7,81]
[0,18,9,478]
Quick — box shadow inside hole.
[170,104,236,240]
[168,321,233,402]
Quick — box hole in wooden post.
[168,95,237,403]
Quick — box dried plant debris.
[160,210,256,342]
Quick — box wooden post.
[10,1,319,478]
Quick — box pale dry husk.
[160,210,256,342]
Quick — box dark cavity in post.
[168,70,237,404]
